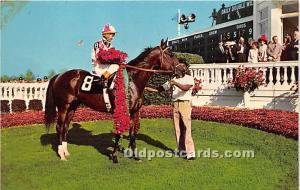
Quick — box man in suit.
[289,31,299,60]
[267,35,282,62]
[234,37,249,62]
[214,41,228,63]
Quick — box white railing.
[1,82,49,112]
[189,61,299,112]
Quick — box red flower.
[229,65,265,93]
[96,48,128,64]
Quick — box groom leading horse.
[44,39,182,163]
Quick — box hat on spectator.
[258,34,268,43]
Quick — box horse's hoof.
[136,159,142,163]
[110,154,119,163]
[133,157,142,162]
[60,157,67,161]
[112,156,118,163]
[119,147,125,153]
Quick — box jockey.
[91,24,119,84]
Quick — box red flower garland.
[96,48,128,64]
[112,65,130,134]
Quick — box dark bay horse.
[44,39,181,163]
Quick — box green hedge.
[174,52,205,66]
[144,74,172,105]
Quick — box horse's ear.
[160,39,164,47]
[164,38,168,48]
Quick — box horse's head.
[127,39,183,76]
[155,38,181,75]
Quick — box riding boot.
[99,75,108,88]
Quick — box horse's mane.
[127,47,154,66]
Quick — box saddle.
[80,72,116,94]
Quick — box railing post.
[283,66,288,86]
[275,67,280,86]
[291,66,295,84]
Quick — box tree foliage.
[48,70,56,79]
[25,70,35,81]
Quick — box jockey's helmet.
[102,24,117,35]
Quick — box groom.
[145,63,196,160]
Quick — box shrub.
[174,52,205,66]
[1,100,10,113]
[28,99,43,111]
[143,73,172,105]
[11,99,26,112]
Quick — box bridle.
[122,46,174,74]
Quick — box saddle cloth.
[80,70,129,112]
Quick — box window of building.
[260,21,268,35]
[258,7,269,36]
[260,7,268,20]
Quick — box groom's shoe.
[186,156,196,161]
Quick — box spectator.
[281,34,292,61]
[267,35,282,62]
[225,41,236,63]
[214,41,228,63]
[289,31,299,60]
[258,34,268,62]
[248,41,259,63]
[234,37,249,62]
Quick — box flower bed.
[0,106,298,139]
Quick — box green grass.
[1,119,298,190]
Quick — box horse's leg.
[62,102,79,157]
[129,111,141,161]
[111,134,121,163]
[56,105,69,160]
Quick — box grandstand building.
[168,0,299,63]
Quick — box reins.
[121,64,173,73]
[120,46,174,74]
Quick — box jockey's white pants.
[93,63,119,78]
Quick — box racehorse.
[44,39,181,163]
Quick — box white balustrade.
[0,82,49,112]
[190,61,299,112]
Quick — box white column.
[275,67,280,86]
[269,67,274,85]
[217,68,222,85]
[282,66,288,86]
[291,66,295,83]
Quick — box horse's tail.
[44,74,59,131]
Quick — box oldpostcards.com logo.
[124,148,255,160]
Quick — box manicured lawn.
[1,119,298,190]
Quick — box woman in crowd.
[258,34,268,62]
[248,41,259,63]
